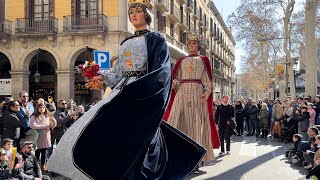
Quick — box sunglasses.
[25,146,34,149]
[61,103,67,105]
[22,96,29,98]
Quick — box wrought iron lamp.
[34,49,41,83]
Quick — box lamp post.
[34,49,41,83]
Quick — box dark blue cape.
[72,32,206,179]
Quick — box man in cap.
[18,141,50,180]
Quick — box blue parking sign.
[94,50,110,70]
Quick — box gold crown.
[188,34,200,42]
[128,0,152,11]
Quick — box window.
[73,0,98,17]
[170,23,174,37]
[0,0,4,20]
[81,0,97,16]
[34,0,49,19]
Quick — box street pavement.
[47,135,308,180]
[186,135,308,180]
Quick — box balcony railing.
[16,17,58,34]
[63,14,107,32]
[192,7,199,20]
[168,5,181,23]
[0,19,12,37]
[213,68,223,77]
[166,33,174,44]
[186,0,194,13]
[178,14,188,30]
[155,0,169,12]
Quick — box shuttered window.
[25,0,54,18]
[0,0,4,20]
[73,0,98,17]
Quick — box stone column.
[56,69,74,101]
[10,71,30,99]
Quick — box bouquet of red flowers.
[75,61,100,78]
[75,61,104,90]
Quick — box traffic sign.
[94,50,110,70]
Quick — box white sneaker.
[304,164,313,169]
[292,159,299,164]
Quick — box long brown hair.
[34,103,50,119]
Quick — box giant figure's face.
[188,40,199,53]
[129,7,147,28]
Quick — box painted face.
[129,6,147,28]
[188,40,199,54]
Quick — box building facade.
[0,0,236,105]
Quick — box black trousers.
[306,165,320,179]
[219,124,230,152]
[35,148,48,165]
[236,118,244,135]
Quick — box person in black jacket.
[18,141,50,180]
[2,101,25,149]
[215,95,235,155]
[235,101,245,136]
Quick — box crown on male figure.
[188,34,200,42]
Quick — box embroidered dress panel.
[101,36,148,87]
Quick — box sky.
[213,0,305,74]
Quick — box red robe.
[164,54,220,149]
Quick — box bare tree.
[305,0,320,99]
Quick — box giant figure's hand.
[201,92,209,102]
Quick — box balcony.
[63,14,107,33]
[192,7,200,20]
[15,17,58,36]
[178,14,188,30]
[213,68,223,77]
[0,19,12,38]
[202,19,208,31]
[165,33,174,44]
[176,0,186,5]
[186,0,194,13]
[155,0,169,12]
[168,5,181,23]
[186,22,193,34]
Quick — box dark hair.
[5,101,18,112]
[58,99,66,104]
[128,3,152,25]
[1,138,13,147]
[293,134,302,141]
[310,126,319,135]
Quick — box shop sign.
[74,83,90,95]
[0,79,11,95]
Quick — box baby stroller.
[280,120,298,143]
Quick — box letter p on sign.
[94,50,110,70]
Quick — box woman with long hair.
[30,103,57,172]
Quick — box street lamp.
[34,49,41,83]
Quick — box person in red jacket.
[164,34,220,173]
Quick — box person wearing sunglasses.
[18,141,50,180]
[2,101,25,149]
[52,100,72,146]
[17,91,36,151]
